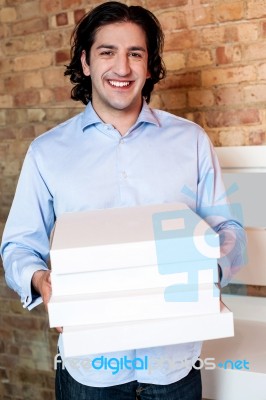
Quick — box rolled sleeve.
[1,144,55,310]
[196,133,247,286]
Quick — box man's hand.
[32,270,63,333]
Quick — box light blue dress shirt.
[1,101,246,387]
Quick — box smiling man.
[80,22,151,134]
[1,2,246,400]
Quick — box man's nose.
[113,54,131,76]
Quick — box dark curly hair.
[64,1,166,105]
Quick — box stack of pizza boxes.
[48,203,233,357]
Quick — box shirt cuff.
[20,264,48,310]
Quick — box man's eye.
[100,51,113,56]
[129,52,142,58]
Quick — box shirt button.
[120,139,125,144]
[122,171,127,179]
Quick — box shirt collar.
[81,100,160,132]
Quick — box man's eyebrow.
[96,44,147,52]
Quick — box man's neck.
[91,102,142,136]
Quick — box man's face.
[81,22,150,117]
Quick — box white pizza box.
[50,203,220,274]
[48,283,220,328]
[51,264,218,296]
[201,295,266,400]
[60,302,233,357]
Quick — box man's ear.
[81,51,90,76]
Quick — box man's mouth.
[108,80,131,88]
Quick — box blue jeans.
[55,356,202,400]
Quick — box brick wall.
[0,1,266,399]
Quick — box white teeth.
[109,80,130,87]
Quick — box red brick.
[258,63,266,80]
[262,22,266,37]
[56,12,68,26]
[219,129,247,147]
[161,90,187,110]
[0,284,18,300]
[24,71,43,89]
[216,46,241,65]
[215,87,243,106]
[163,51,186,71]
[188,89,214,108]
[61,27,74,47]
[0,95,13,108]
[3,38,24,56]
[42,67,66,87]
[0,110,6,126]
[55,49,70,65]
[7,342,21,356]
[214,2,244,22]
[40,0,61,14]
[62,0,82,8]
[11,17,48,36]
[184,112,204,128]
[2,315,47,331]
[0,59,13,74]
[0,354,18,370]
[18,125,35,139]
[24,34,44,52]
[0,79,4,94]
[5,109,28,125]
[53,86,71,102]
[0,7,17,23]
[14,90,40,107]
[247,0,266,19]
[74,9,86,24]
[158,72,201,90]
[39,88,54,104]
[249,130,265,145]
[201,26,224,45]
[164,30,200,52]
[206,130,220,147]
[224,26,239,42]
[27,109,46,123]
[45,107,72,122]
[0,368,8,381]
[205,109,260,128]
[17,1,40,20]
[158,10,187,31]
[237,23,258,42]
[192,5,214,27]
[244,85,266,103]
[14,52,53,72]
[147,0,188,9]
[3,34,44,56]
[187,49,213,68]
[245,43,266,61]
[4,75,24,94]
[202,65,256,86]
[0,24,9,40]
[44,31,63,48]
[0,128,16,140]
